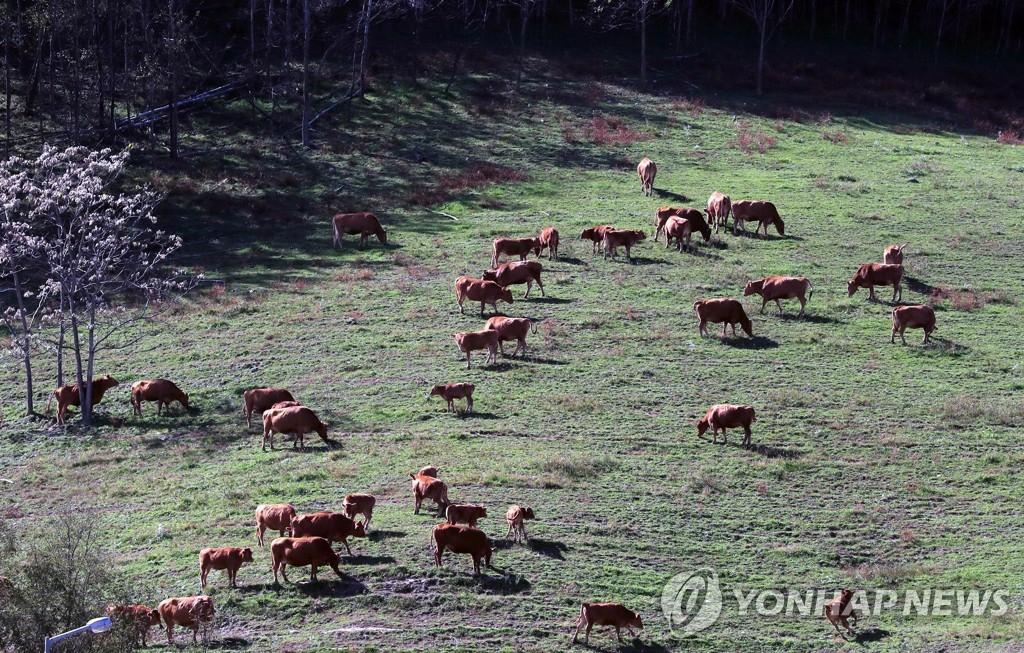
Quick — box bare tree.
[732,0,795,95]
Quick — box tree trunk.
[84,304,97,427]
[168,0,178,158]
[756,23,766,95]
[935,0,948,63]
[358,0,372,95]
[69,311,88,426]
[10,268,35,416]
[686,0,694,45]
[301,0,310,146]
[4,8,10,155]
[516,1,528,91]
[640,2,648,87]
[810,0,816,41]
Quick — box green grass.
[2,57,1024,652]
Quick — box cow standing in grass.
[744,276,813,316]
[891,305,936,344]
[697,404,756,447]
[706,191,732,233]
[580,225,614,253]
[637,158,656,196]
[884,243,909,265]
[332,212,387,249]
[693,299,753,338]
[571,603,644,645]
[539,227,559,260]
[732,200,785,237]
[848,263,904,302]
[429,382,475,413]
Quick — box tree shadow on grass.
[572,637,667,652]
[554,255,587,265]
[721,335,779,349]
[291,575,368,597]
[524,356,568,366]
[208,636,250,650]
[529,296,574,304]
[470,571,532,595]
[344,554,396,565]
[749,444,805,459]
[625,256,670,266]
[368,530,407,542]
[775,312,842,324]
[905,276,937,295]
[527,537,569,560]
[855,628,891,643]
[458,411,502,420]
[654,188,690,203]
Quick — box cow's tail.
[805,279,814,302]
[692,300,701,316]
[530,319,539,335]
[44,391,54,415]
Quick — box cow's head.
[739,316,754,337]
[743,280,763,296]
[500,288,514,304]
[634,230,647,242]
[240,547,254,564]
[773,217,785,235]
[194,596,215,621]
[481,269,498,282]
[522,506,535,520]
[696,417,709,437]
[181,393,190,410]
[147,608,162,626]
[532,238,542,256]
[353,520,368,538]
[428,385,446,400]
[698,224,712,242]
[630,611,645,629]
[580,229,592,240]
[377,227,388,245]
[101,375,120,389]
[478,506,488,518]
[847,279,859,297]
[289,517,306,537]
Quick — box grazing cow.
[884,242,909,265]
[664,216,698,252]
[482,261,545,298]
[744,276,813,316]
[332,212,387,249]
[47,374,119,425]
[571,603,644,645]
[693,299,754,338]
[262,405,328,451]
[603,229,647,262]
[697,404,757,447]
[485,316,536,358]
[411,474,450,516]
[445,503,488,527]
[455,276,514,315]
[505,505,535,543]
[199,546,253,588]
[243,387,295,428]
[342,493,376,531]
[431,523,495,574]
[539,227,560,260]
[270,400,302,410]
[580,225,615,254]
[416,466,440,478]
[255,503,297,546]
[270,536,344,584]
[847,263,904,302]
[655,207,711,243]
[891,305,936,344]
[637,157,656,196]
[157,595,215,646]
[108,604,161,648]
[491,237,541,268]
[824,589,858,639]
[653,206,681,241]
[706,191,732,233]
[131,379,189,416]
[732,199,785,237]
[453,330,499,369]
[290,511,367,556]
[429,382,475,413]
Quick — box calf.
[637,157,656,196]
[656,207,710,244]
[848,263,904,302]
[697,404,756,447]
[706,191,732,233]
[884,242,909,265]
[891,305,936,344]
[290,511,367,556]
[454,330,499,369]
[732,199,785,237]
[429,382,475,413]
[485,316,535,358]
[664,216,696,252]
[539,226,559,260]
[157,595,215,646]
[416,466,440,478]
[262,405,328,451]
[580,225,614,254]
[824,589,858,639]
[270,536,343,583]
[602,229,647,262]
[199,546,253,588]
[411,474,450,516]
[482,261,545,298]
[432,523,494,574]
[492,237,541,268]
[505,505,535,543]
[693,299,753,338]
[108,604,161,648]
[744,276,813,316]
[47,374,119,425]
[332,212,387,249]
[255,503,297,546]
[342,493,376,531]
[131,379,189,416]
[455,276,514,315]
[243,387,295,428]
[571,602,644,645]
[445,503,487,527]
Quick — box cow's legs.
[524,280,532,298]
[466,395,473,413]
[479,302,486,316]
[900,329,908,345]
[923,329,931,344]
[894,283,902,302]
[497,340,506,357]
[867,285,876,300]
[414,493,422,514]
[760,298,768,314]
[743,425,752,448]
[465,351,472,370]
[310,565,318,582]
[506,521,514,539]
[775,299,784,314]
[798,296,806,316]
[722,323,728,337]
[165,623,174,644]
[616,626,623,642]
[536,276,545,297]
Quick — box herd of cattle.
[30,155,946,646]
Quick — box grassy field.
[2,55,1024,652]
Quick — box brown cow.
[270,536,344,583]
[505,505,535,543]
[416,466,440,478]
[108,604,161,648]
[693,299,753,338]
[485,316,536,358]
[824,589,858,639]
[432,523,494,574]
[654,206,681,241]
[655,207,711,243]
[131,379,189,416]
[157,595,215,646]
[848,263,904,302]
[262,405,328,451]
[744,276,813,316]
[454,330,499,369]
[271,400,302,409]
[706,191,732,233]
[243,387,295,428]
[539,226,559,260]
[411,474,450,516]
[664,216,697,252]
[445,503,487,527]
[482,261,545,298]
[429,382,475,413]
[47,374,119,425]
[580,225,615,254]
[732,199,785,237]
[199,546,254,588]
[290,511,367,556]
[343,493,377,531]
[697,404,757,447]
[603,229,647,262]
[571,602,644,645]
[455,276,514,315]
[884,242,909,265]
[637,157,656,196]
[255,503,297,546]
[332,212,387,249]
[491,237,541,268]
[892,305,936,344]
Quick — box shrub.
[996,130,1023,145]
[822,129,850,144]
[584,116,649,146]
[729,126,777,154]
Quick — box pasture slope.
[2,59,1024,652]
